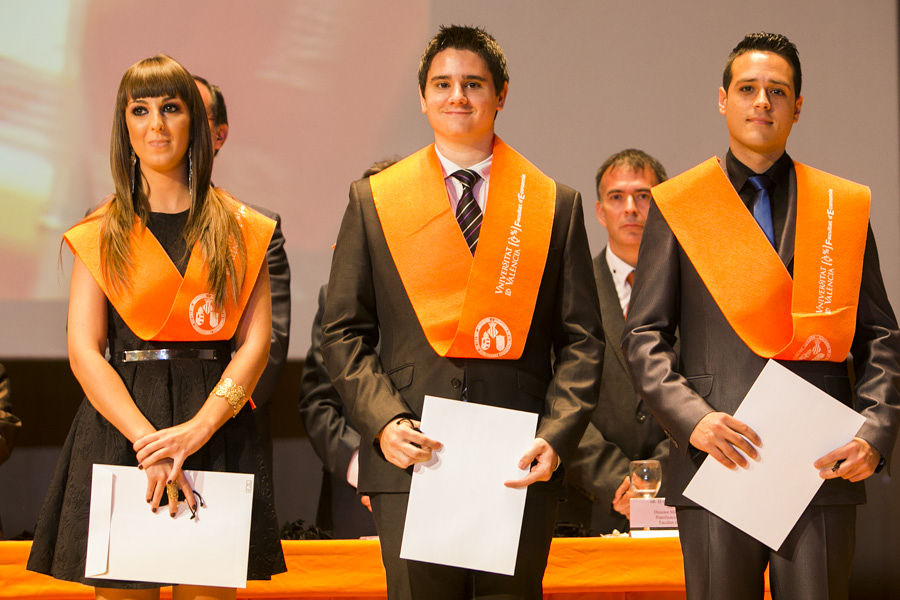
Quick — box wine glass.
[630,459,661,499]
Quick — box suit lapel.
[593,248,629,374]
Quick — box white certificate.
[684,360,865,550]
[400,396,537,575]
[85,464,254,588]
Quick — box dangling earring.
[130,149,137,197]
[188,145,194,199]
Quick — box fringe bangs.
[119,57,195,103]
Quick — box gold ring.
[166,482,179,506]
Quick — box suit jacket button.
[450,378,462,390]
[636,413,647,424]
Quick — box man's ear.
[496,81,508,112]
[718,87,727,116]
[214,123,229,152]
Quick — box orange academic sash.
[652,157,870,362]
[64,197,275,342]
[370,137,556,359]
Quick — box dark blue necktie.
[451,169,482,254]
[747,174,776,247]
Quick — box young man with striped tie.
[321,24,603,600]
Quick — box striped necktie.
[451,169,482,254]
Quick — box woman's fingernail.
[138,464,143,470]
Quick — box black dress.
[27,211,286,588]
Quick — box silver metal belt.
[121,348,219,362]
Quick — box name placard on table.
[630,497,678,538]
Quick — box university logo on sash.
[188,293,226,336]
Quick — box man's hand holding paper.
[689,411,762,469]
[691,409,880,482]
[378,417,443,469]
[815,436,881,482]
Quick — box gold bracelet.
[214,377,249,417]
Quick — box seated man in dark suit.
[558,149,670,535]
[194,76,292,483]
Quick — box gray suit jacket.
[299,285,360,479]
[321,172,604,495]
[559,249,668,534]
[623,159,900,506]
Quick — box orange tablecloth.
[0,537,767,599]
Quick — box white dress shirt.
[434,146,492,212]
[605,247,635,314]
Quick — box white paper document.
[400,396,538,575]
[85,464,254,588]
[684,360,865,550]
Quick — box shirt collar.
[725,149,793,192]
[605,246,634,288]
[434,145,492,182]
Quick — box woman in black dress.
[27,54,285,599]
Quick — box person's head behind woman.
[102,54,243,308]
